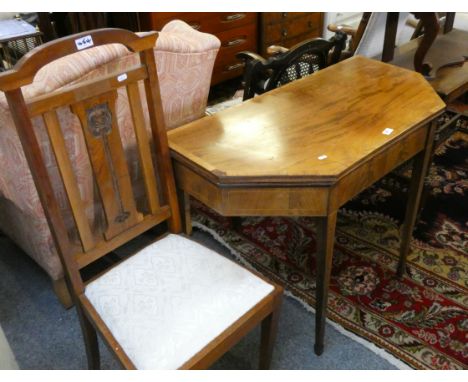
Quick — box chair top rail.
[0,28,157,92]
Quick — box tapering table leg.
[397,121,437,277]
[314,211,337,355]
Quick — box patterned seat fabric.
[85,234,274,369]
[0,21,220,283]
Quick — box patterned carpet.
[191,116,468,370]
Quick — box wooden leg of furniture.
[52,276,73,309]
[412,13,439,75]
[397,121,437,277]
[231,216,243,231]
[382,12,399,62]
[177,189,192,235]
[417,113,459,218]
[444,12,456,34]
[76,303,100,370]
[314,211,337,355]
[259,292,283,369]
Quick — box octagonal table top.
[168,56,445,186]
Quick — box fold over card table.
[168,56,445,355]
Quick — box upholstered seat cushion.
[85,234,274,369]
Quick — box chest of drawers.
[259,12,323,55]
[139,12,324,84]
[140,12,257,85]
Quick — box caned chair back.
[0,29,181,296]
[239,38,340,101]
[265,39,333,90]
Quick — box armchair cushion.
[85,234,274,369]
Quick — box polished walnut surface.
[168,56,444,184]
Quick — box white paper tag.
[318,155,328,160]
[75,35,94,50]
[382,128,394,135]
[117,73,128,82]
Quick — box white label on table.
[75,35,94,50]
[117,73,128,82]
[382,128,394,135]
[318,155,328,160]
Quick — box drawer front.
[214,24,257,67]
[211,63,245,85]
[212,23,257,84]
[262,12,311,25]
[263,13,322,45]
[141,12,256,34]
[212,13,257,33]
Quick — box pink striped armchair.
[0,21,220,307]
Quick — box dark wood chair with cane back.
[0,28,283,370]
[236,34,347,101]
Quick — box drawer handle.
[189,23,201,30]
[225,63,244,71]
[225,38,246,47]
[282,29,288,37]
[223,13,246,22]
[282,13,288,18]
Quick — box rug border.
[193,221,414,370]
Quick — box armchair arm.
[236,51,267,64]
[266,45,289,56]
[327,23,357,37]
[152,20,220,129]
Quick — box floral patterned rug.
[191,122,468,370]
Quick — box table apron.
[173,161,330,216]
[329,125,427,211]
[172,125,427,217]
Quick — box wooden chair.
[236,34,346,101]
[0,19,221,310]
[0,28,283,370]
[328,12,467,102]
[327,12,412,62]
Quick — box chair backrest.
[0,28,181,296]
[354,12,411,59]
[239,37,342,101]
